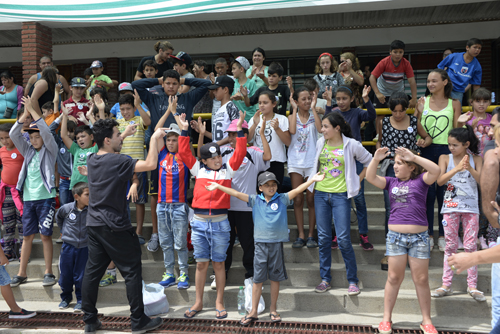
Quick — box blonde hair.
[315,55,338,74]
[154,41,174,53]
[340,52,361,71]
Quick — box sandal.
[431,287,453,298]
[184,308,201,319]
[270,312,281,323]
[467,287,486,302]
[292,238,306,248]
[239,316,259,326]
[215,309,228,319]
[420,323,438,334]
[378,321,392,334]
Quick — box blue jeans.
[315,190,358,284]
[383,163,396,236]
[421,144,449,237]
[157,202,189,275]
[191,215,231,262]
[59,178,73,206]
[450,90,464,103]
[492,237,500,328]
[354,161,368,235]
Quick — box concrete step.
[7,259,492,293]
[0,301,491,333]
[10,281,491,319]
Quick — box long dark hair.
[429,69,453,99]
[41,66,57,93]
[336,85,357,108]
[323,112,353,138]
[258,90,278,114]
[448,124,480,155]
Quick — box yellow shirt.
[118,116,146,160]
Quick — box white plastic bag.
[142,281,169,316]
[244,277,265,315]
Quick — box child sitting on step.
[206,171,324,326]
[366,147,440,334]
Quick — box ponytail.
[323,112,353,138]
[448,124,479,155]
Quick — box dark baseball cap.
[70,77,86,87]
[200,142,221,160]
[258,171,279,186]
[170,51,192,67]
[207,75,235,92]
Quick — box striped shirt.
[158,149,189,203]
[118,116,146,160]
[371,56,414,97]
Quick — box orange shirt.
[0,147,24,185]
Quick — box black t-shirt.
[249,85,290,116]
[86,153,137,231]
[137,55,173,78]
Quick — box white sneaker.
[429,238,434,249]
[457,237,464,250]
[479,236,489,250]
[438,237,446,252]
[210,275,216,290]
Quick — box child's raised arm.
[288,172,325,200]
[94,94,106,121]
[205,182,249,203]
[154,95,175,131]
[260,115,272,161]
[366,147,390,190]
[53,83,62,115]
[60,105,74,150]
[134,89,151,126]
[395,147,440,185]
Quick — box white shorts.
[288,166,315,178]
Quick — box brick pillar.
[106,58,119,105]
[21,22,52,87]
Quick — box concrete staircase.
[2,181,493,332]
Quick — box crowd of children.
[0,35,497,333]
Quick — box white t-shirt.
[212,101,239,142]
[248,113,289,163]
[288,112,318,168]
[221,145,270,212]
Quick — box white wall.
[1,20,499,66]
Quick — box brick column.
[106,57,119,105]
[21,22,52,87]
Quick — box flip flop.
[184,308,201,319]
[239,316,259,326]
[270,312,281,323]
[215,309,227,319]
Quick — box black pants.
[267,161,285,193]
[82,226,150,330]
[225,211,255,279]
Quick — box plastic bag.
[244,277,265,314]
[142,281,169,316]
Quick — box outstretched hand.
[78,165,88,176]
[310,172,325,183]
[394,147,416,162]
[374,147,391,161]
[457,111,473,124]
[237,111,246,131]
[178,113,189,130]
[205,182,219,191]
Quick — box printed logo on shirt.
[328,169,342,178]
[332,149,344,156]
[69,213,76,220]
[461,66,469,74]
[79,153,85,158]
[392,185,410,204]
[271,203,278,211]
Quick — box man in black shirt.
[134,41,174,81]
[82,119,166,334]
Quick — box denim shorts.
[190,214,231,263]
[23,198,56,236]
[0,266,12,286]
[385,230,430,259]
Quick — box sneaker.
[85,318,102,334]
[9,309,36,319]
[479,236,488,250]
[429,238,434,249]
[10,276,27,287]
[159,273,176,287]
[234,236,240,246]
[58,298,71,309]
[99,273,117,287]
[489,240,497,248]
[331,237,338,250]
[306,237,318,248]
[147,233,159,252]
[437,237,446,252]
[188,256,196,264]
[359,234,374,251]
[132,317,163,334]
[457,237,464,250]
[74,302,82,313]
[138,234,146,245]
[314,281,331,293]
[348,283,361,296]
[292,238,306,248]
[177,273,190,289]
[55,238,63,244]
[210,274,216,290]
[42,273,57,286]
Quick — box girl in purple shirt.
[366,147,440,334]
